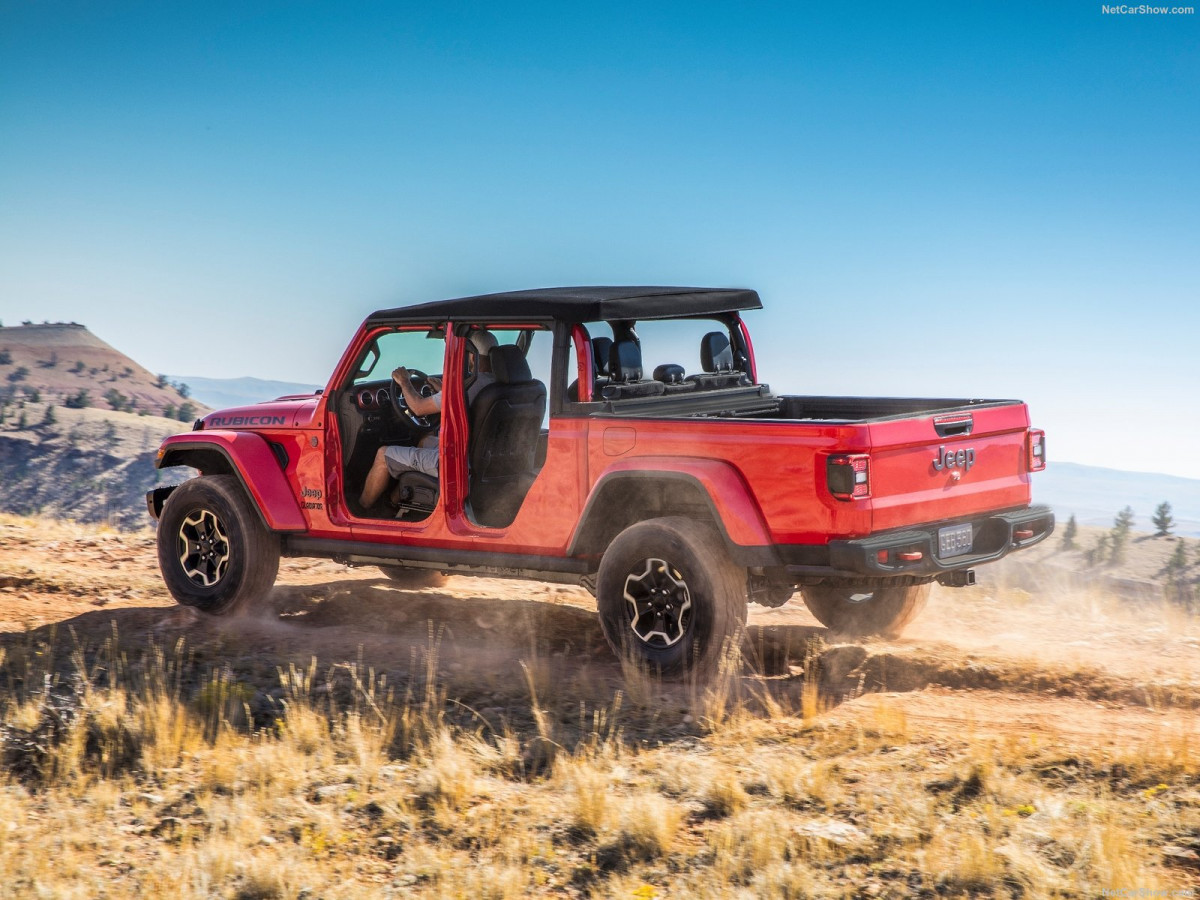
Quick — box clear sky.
[1,1,1197,477]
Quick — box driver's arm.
[392,367,441,417]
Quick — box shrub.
[1110,506,1135,564]
[64,390,91,409]
[104,388,131,412]
[1060,514,1078,550]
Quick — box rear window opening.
[567,316,755,405]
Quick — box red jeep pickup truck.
[147,286,1052,674]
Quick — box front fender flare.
[154,432,307,532]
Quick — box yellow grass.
[0,619,1196,898]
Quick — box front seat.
[467,344,547,527]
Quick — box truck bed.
[593,385,1020,424]
[767,395,1021,423]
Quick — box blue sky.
[1,1,1197,477]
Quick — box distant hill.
[167,375,322,411]
[1034,462,1200,537]
[0,323,209,419]
[0,323,207,529]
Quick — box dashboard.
[354,383,393,412]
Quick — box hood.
[200,394,321,430]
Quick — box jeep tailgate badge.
[932,445,976,473]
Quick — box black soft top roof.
[366,286,761,324]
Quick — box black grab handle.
[933,414,974,437]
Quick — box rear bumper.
[785,505,1054,581]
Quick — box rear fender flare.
[568,458,777,566]
[154,432,306,532]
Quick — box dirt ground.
[2,512,1197,753]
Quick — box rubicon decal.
[206,414,288,428]
[932,445,976,473]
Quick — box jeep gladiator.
[147,286,1053,674]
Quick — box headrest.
[468,330,498,356]
[609,340,642,383]
[700,332,734,373]
[653,363,685,384]
[592,337,613,376]
[489,344,532,384]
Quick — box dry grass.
[2,505,1200,900]
[0,626,1195,899]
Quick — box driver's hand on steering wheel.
[426,375,442,392]
[391,366,408,385]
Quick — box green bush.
[64,390,91,409]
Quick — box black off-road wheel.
[800,583,930,638]
[157,475,280,615]
[377,566,447,589]
[597,517,747,677]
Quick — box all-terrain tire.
[377,566,447,589]
[156,475,280,615]
[800,583,930,638]
[597,517,747,677]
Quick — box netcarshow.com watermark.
[1099,889,1196,898]
[1101,3,1195,12]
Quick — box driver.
[359,329,498,510]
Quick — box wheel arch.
[152,432,307,532]
[568,460,778,568]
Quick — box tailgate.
[866,403,1034,531]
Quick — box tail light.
[1027,429,1046,472]
[827,454,870,500]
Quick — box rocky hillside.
[0,401,194,530]
[0,323,207,529]
[0,322,208,419]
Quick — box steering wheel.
[389,368,438,431]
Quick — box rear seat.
[652,363,696,394]
[600,339,665,400]
[687,331,748,390]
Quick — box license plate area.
[938,523,974,558]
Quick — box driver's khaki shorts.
[383,441,439,478]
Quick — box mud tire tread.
[596,516,747,677]
[156,475,280,615]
